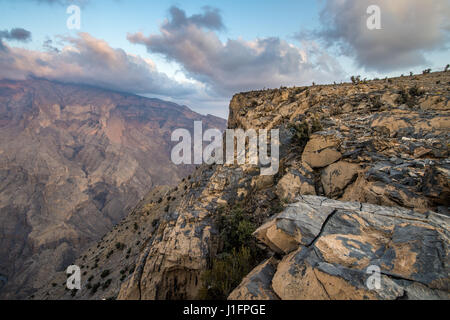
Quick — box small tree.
[445,64,450,72]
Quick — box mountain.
[37,71,449,300]
[0,78,226,299]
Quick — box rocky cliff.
[35,71,449,300]
[0,79,225,299]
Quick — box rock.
[228,257,279,300]
[276,170,316,201]
[253,198,336,254]
[414,147,432,158]
[421,166,450,207]
[321,161,360,197]
[302,133,342,168]
[252,175,275,191]
[251,196,450,300]
[253,219,298,254]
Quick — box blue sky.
[1,0,449,118]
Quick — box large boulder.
[276,169,316,201]
[228,257,280,300]
[321,161,360,198]
[240,196,450,300]
[302,133,342,168]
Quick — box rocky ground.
[35,71,449,300]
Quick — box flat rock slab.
[245,196,450,300]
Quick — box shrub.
[396,88,416,107]
[198,247,254,300]
[217,206,256,252]
[408,86,423,97]
[91,282,100,294]
[198,205,264,300]
[289,121,310,146]
[115,242,125,250]
[102,279,112,290]
[310,116,323,133]
[350,75,361,85]
[100,270,110,278]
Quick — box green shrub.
[91,282,100,294]
[198,205,264,300]
[115,242,125,250]
[289,121,310,146]
[100,270,110,278]
[197,246,254,300]
[310,116,323,133]
[217,206,255,252]
[102,279,112,290]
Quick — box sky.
[0,0,449,119]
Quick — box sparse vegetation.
[311,115,323,133]
[198,246,254,300]
[91,282,100,294]
[100,270,110,278]
[397,88,417,107]
[289,121,310,146]
[115,242,125,250]
[351,75,361,85]
[102,279,112,290]
[198,205,264,300]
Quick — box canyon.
[0,78,225,299]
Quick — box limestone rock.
[321,161,360,197]
[302,133,342,168]
[276,170,316,201]
[228,257,279,300]
[249,196,450,300]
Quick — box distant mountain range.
[0,78,226,299]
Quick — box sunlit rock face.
[0,78,225,299]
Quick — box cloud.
[127,6,344,96]
[0,32,195,97]
[165,6,225,31]
[0,28,32,50]
[307,0,450,72]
